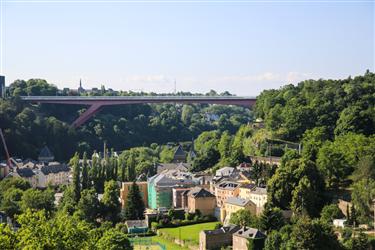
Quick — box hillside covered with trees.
[0,79,251,161]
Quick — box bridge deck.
[21,95,256,101]
[20,95,256,127]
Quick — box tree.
[71,152,81,203]
[124,182,145,220]
[0,177,31,195]
[81,152,89,190]
[351,179,375,224]
[334,105,374,137]
[59,185,77,215]
[20,188,55,214]
[90,153,101,192]
[230,125,252,165]
[267,159,299,209]
[16,209,92,250]
[76,188,100,223]
[317,141,349,189]
[320,204,344,224]
[126,151,136,181]
[301,127,329,161]
[101,180,121,224]
[291,176,321,218]
[250,161,263,186]
[352,156,375,183]
[217,131,233,166]
[259,206,285,233]
[96,228,132,250]
[229,209,259,228]
[287,216,342,250]
[0,188,23,218]
[0,224,17,250]
[264,230,283,250]
[344,231,369,250]
[192,130,221,171]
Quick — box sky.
[0,0,374,95]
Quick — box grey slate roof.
[225,197,254,207]
[252,187,267,195]
[16,168,35,178]
[38,146,54,161]
[41,164,70,175]
[188,187,215,198]
[217,181,239,190]
[39,146,53,158]
[203,225,240,235]
[215,167,235,177]
[156,163,190,173]
[174,145,186,157]
[240,183,256,190]
[234,227,266,239]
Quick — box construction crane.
[0,128,12,176]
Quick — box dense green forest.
[255,70,375,141]
[0,79,251,161]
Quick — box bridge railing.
[20,95,256,100]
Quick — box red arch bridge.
[21,96,256,128]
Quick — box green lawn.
[133,236,189,250]
[158,222,218,245]
[152,236,190,250]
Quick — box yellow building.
[188,187,216,216]
[238,183,255,199]
[214,181,240,207]
[120,182,148,208]
[221,197,256,223]
[238,185,267,215]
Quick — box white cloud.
[123,75,171,84]
[286,72,314,83]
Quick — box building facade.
[222,197,256,223]
[172,187,191,208]
[187,187,216,216]
[238,186,267,215]
[147,170,196,209]
[120,182,148,208]
[199,225,240,250]
[214,181,240,207]
[232,227,266,250]
[38,163,70,187]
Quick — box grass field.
[133,236,189,250]
[158,222,218,245]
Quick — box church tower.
[78,78,85,94]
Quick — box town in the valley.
[1,73,374,250]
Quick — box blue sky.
[1,0,374,95]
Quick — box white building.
[333,219,347,228]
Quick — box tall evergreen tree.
[124,181,145,220]
[259,207,285,234]
[81,152,89,190]
[90,153,100,192]
[120,159,126,182]
[101,180,121,224]
[114,157,118,181]
[126,152,136,181]
[71,152,81,203]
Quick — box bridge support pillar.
[72,103,103,128]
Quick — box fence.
[129,237,166,250]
